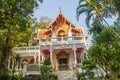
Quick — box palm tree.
[77,0,120,39]
[76,0,105,28]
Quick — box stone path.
[54,70,77,80]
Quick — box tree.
[77,0,120,39]
[34,16,51,29]
[77,0,120,27]
[88,27,120,78]
[0,0,43,73]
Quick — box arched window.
[30,59,34,64]
[22,59,28,68]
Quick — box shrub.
[0,72,10,80]
[89,72,95,78]
[77,72,86,80]
[43,59,51,65]
[49,74,58,80]
[40,65,52,80]
[21,74,41,80]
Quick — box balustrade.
[39,35,84,42]
[13,46,39,54]
[13,36,85,54]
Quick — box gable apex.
[48,11,75,29]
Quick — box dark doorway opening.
[59,58,67,65]
[57,50,69,71]
[59,58,68,71]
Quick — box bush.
[43,59,51,65]
[89,72,95,78]
[40,65,52,80]
[77,72,86,80]
[21,74,41,80]
[0,72,10,80]
[20,77,32,80]
[49,74,58,80]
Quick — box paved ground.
[54,70,77,80]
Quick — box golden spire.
[59,6,62,13]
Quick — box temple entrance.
[57,51,69,71]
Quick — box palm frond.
[85,11,94,28]
[77,8,89,21]
[78,0,85,4]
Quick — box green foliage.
[79,59,96,79]
[77,0,120,40]
[40,65,52,80]
[77,0,120,27]
[21,74,41,80]
[82,59,96,71]
[10,71,23,80]
[88,27,120,78]
[89,72,95,78]
[76,72,86,80]
[0,0,43,72]
[49,74,58,80]
[43,59,51,65]
[34,16,51,29]
[0,72,10,80]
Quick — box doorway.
[57,51,69,71]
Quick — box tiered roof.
[34,11,86,43]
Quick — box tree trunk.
[0,26,12,73]
[104,67,110,78]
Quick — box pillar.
[38,44,41,65]
[8,57,11,69]
[68,30,72,40]
[34,53,37,64]
[38,51,40,65]
[22,61,28,77]
[73,43,77,64]
[50,44,53,66]
[20,60,22,69]
[80,53,83,65]
[83,35,86,46]
[52,31,56,41]
[16,63,18,70]
[12,60,14,70]
[42,54,44,62]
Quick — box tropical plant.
[77,0,120,39]
[77,0,120,27]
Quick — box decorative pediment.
[35,11,86,43]
[48,11,75,29]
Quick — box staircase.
[54,70,77,80]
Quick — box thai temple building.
[9,11,88,73]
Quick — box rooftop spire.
[59,6,62,13]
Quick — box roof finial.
[59,6,62,13]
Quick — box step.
[54,70,77,80]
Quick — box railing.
[13,46,39,53]
[39,36,85,45]
[40,36,85,42]
[13,36,86,54]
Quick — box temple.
[9,11,88,73]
